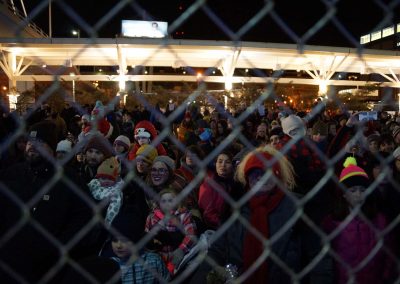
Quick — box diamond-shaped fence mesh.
[2,0,400,283]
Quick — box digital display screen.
[121,20,168,38]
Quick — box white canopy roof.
[1,38,400,88]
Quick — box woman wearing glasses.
[143,156,175,205]
[146,156,187,210]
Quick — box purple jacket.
[323,213,394,284]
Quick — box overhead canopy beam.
[2,39,400,91]
[14,74,400,88]
[304,55,349,94]
[378,68,400,83]
[0,51,33,90]
[1,39,400,73]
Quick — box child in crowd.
[135,144,158,179]
[88,156,124,225]
[109,215,170,284]
[145,188,197,276]
[127,120,167,161]
[113,135,131,177]
[135,127,151,147]
[323,157,394,284]
[113,135,131,158]
[254,122,268,146]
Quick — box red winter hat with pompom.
[134,120,157,139]
[339,157,369,188]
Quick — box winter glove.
[171,248,185,267]
[206,266,226,284]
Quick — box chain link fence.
[1,0,400,283]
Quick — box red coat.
[198,172,233,229]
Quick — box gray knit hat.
[153,155,176,171]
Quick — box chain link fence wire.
[1,0,400,283]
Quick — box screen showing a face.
[122,20,168,38]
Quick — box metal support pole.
[72,79,75,102]
[49,0,52,38]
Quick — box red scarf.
[242,188,284,283]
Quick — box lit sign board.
[360,34,370,44]
[382,26,394,37]
[121,20,168,38]
[361,23,400,44]
[371,31,382,41]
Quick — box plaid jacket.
[278,134,325,194]
[112,252,170,284]
[145,207,197,256]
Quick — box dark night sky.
[22,0,400,47]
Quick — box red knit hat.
[243,151,281,179]
[83,118,113,139]
[339,157,369,188]
[97,118,113,139]
[134,120,157,140]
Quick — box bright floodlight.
[72,30,80,37]
[318,80,328,95]
[225,79,233,91]
[119,78,126,92]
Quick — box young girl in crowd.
[145,188,197,276]
[107,215,170,284]
[88,156,124,225]
[135,144,158,180]
[323,157,394,284]
[113,135,131,177]
[113,135,131,160]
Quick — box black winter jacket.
[0,161,95,283]
[191,195,333,283]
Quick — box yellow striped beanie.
[339,157,369,188]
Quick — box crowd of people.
[1,99,400,283]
